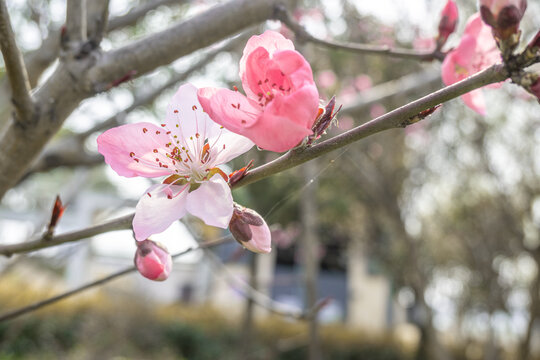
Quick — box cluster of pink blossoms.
[98,31,318,281]
[98,1,538,281]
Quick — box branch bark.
[65,0,87,44]
[0,0,34,123]
[275,5,445,62]
[88,0,289,88]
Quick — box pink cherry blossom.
[134,239,173,281]
[97,83,254,240]
[441,13,502,115]
[229,204,271,254]
[198,30,320,153]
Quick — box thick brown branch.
[0,236,233,323]
[0,0,34,123]
[275,6,445,62]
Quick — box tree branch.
[88,0,291,88]
[65,0,87,44]
[340,70,442,117]
[86,0,110,45]
[0,236,233,323]
[0,214,133,257]
[274,5,445,62]
[0,63,510,257]
[0,0,34,123]
[233,63,509,188]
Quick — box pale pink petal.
[211,131,254,165]
[462,90,487,115]
[197,87,262,133]
[239,30,295,86]
[186,176,233,228]
[244,111,312,152]
[97,122,173,178]
[165,83,221,148]
[133,184,189,240]
[243,218,272,254]
[441,52,462,86]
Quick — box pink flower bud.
[134,239,172,281]
[229,204,271,254]
[479,0,527,39]
[437,0,459,46]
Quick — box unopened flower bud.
[229,204,271,254]
[134,239,172,281]
[479,0,527,39]
[437,0,459,48]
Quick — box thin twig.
[274,5,445,62]
[0,0,34,123]
[0,236,233,323]
[0,214,134,257]
[0,63,509,257]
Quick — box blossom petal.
[462,90,487,115]
[97,122,173,178]
[198,87,262,133]
[186,176,233,228]
[133,184,189,240]
[239,30,295,91]
[165,83,221,150]
[211,130,254,165]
